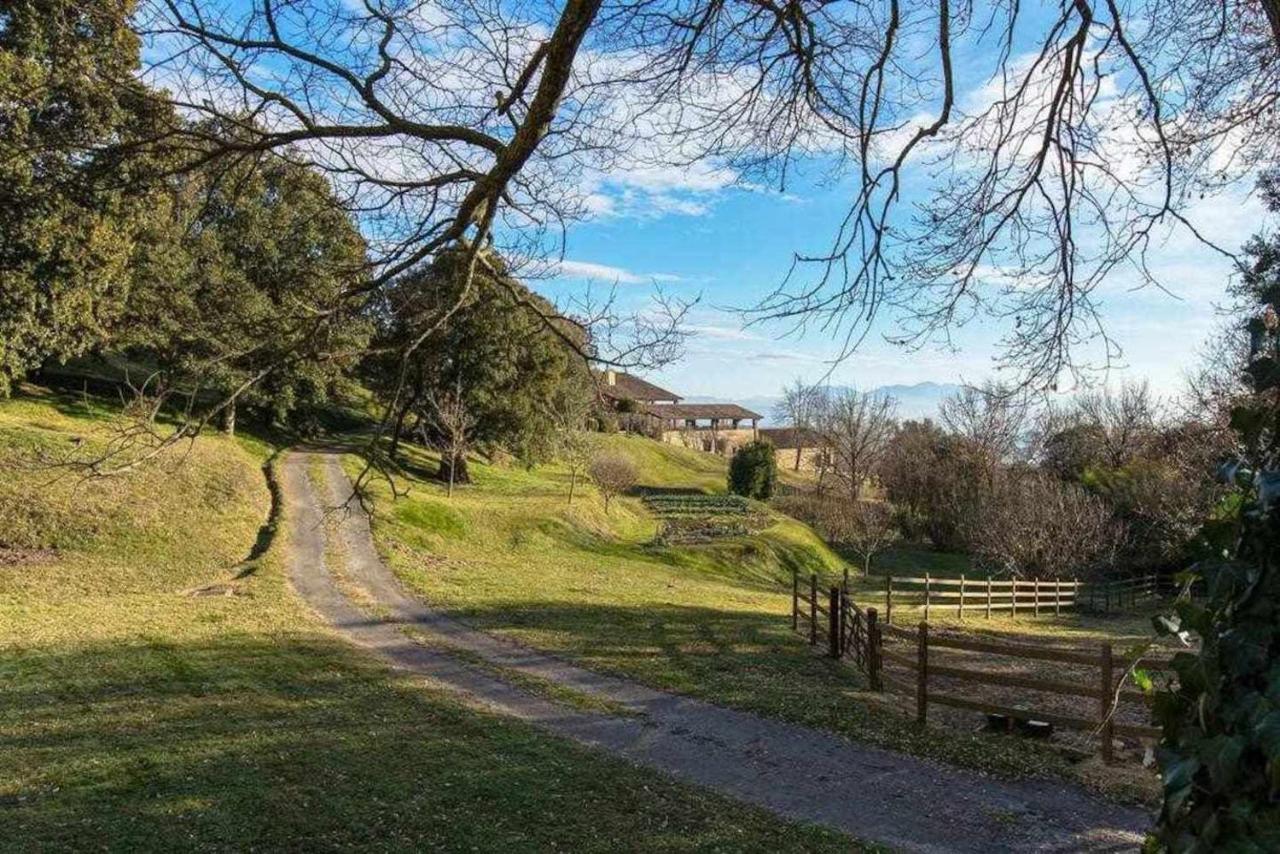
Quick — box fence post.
[916,621,929,725]
[1055,578,1061,617]
[1011,580,1018,617]
[1034,578,1040,617]
[792,568,799,630]
[1072,577,1078,613]
[867,607,882,691]
[886,575,893,626]
[924,573,931,623]
[959,574,966,620]
[829,587,841,659]
[986,577,993,619]
[1099,642,1115,763]
[809,573,817,646]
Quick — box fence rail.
[789,570,1172,762]
[882,572,1179,623]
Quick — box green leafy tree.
[373,249,590,483]
[1148,173,1280,851]
[728,440,777,500]
[0,0,172,394]
[121,151,370,434]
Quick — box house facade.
[596,371,763,456]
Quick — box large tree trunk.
[388,397,414,461]
[436,452,471,487]
[221,397,236,437]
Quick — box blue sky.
[537,167,1265,403]
[526,5,1276,406]
[143,1,1274,406]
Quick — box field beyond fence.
[880,572,1177,623]
[793,571,1177,763]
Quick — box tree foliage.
[122,149,371,433]
[0,0,171,394]
[372,249,590,482]
[1149,177,1280,851]
[728,440,776,500]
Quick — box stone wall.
[661,427,758,456]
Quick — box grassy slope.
[0,388,859,852]
[354,432,1155,797]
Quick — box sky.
[523,8,1276,407]
[534,165,1267,404]
[142,1,1276,408]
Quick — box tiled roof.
[645,403,763,421]
[597,371,682,403]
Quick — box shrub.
[728,440,776,500]
[589,453,637,513]
[964,470,1120,579]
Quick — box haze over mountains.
[685,381,963,426]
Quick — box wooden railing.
[792,571,881,687]
[880,622,1170,762]
[882,571,1179,623]
[788,569,1173,763]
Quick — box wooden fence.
[882,571,1174,623]
[792,571,882,687]
[790,570,1170,762]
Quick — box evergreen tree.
[0,0,171,394]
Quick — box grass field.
[0,387,864,852]
[348,434,1160,801]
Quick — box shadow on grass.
[1,633,849,853]
[447,599,1086,784]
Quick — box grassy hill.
[0,387,857,851]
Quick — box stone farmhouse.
[597,370,764,456]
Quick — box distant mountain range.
[685,381,962,426]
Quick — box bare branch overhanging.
[136,0,1280,398]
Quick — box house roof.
[758,427,823,449]
[596,371,682,403]
[646,403,763,421]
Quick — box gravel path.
[282,450,1151,853]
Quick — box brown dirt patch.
[0,547,58,567]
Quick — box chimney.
[605,369,617,387]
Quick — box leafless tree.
[966,470,1121,580]
[108,0,1280,486]
[821,500,900,582]
[939,381,1028,466]
[548,383,598,506]
[772,378,822,471]
[589,452,636,514]
[1075,380,1161,468]
[815,388,897,502]
[423,377,475,498]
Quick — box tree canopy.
[0,0,171,394]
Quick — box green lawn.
[349,436,1159,798]
[0,387,862,852]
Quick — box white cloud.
[685,323,763,342]
[551,259,682,284]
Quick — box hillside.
[0,387,857,851]
[347,432,1116,788]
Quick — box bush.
[589,453,637,513]
[728,440,776,500]
[965,470,1120,579]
